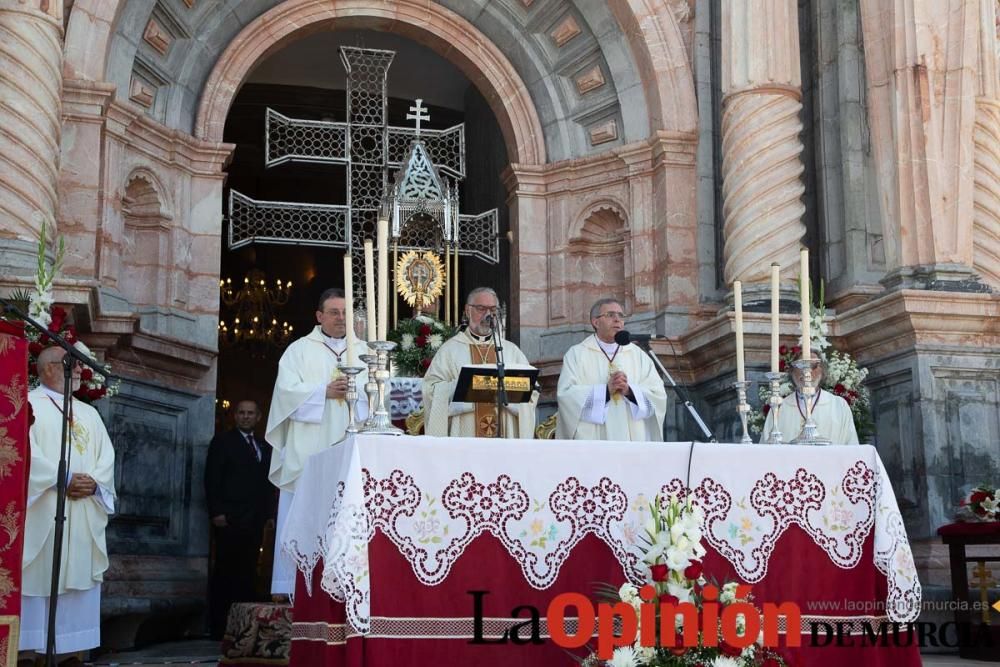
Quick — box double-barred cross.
[227,46,499,295]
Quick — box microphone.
[614,330,653,346]
[482,313,496,331]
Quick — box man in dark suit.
[205,399,274,640]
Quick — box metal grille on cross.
[226,45,500,315]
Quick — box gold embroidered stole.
[470,342,499,437]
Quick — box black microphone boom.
[613,326,716,442]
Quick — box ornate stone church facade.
[1,0,998,637]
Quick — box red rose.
[80,368,93,381]
[73,388,88,400]
[683,560,703,580]
[778,345,788,355]
[415,335,427,348]
[49,306,67,330]
[419,324,432,336]
[975,506,988,516]
[971,491,989,505]
[792,345,802,356]
[778,359,787,372]
[28,362,37,376]
[28,341,43,356]
[650,563,669,581]
[420,358,432,369]
[834,383,846,395]
[762,403,770,415]
[658,593,680,606]
[88,387,104,400]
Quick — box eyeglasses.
[596,311,627,321]
[321,309,346,317]
[467,305,498,315]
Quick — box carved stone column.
[0,0,63,252]
[973,0,1000,288]
[719,0,807,285]
[859,0,983,289]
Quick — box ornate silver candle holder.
[359,341,403,436]
[764,371,785,445]
[358,353,379,431]
[733,380,753,444]
[789,359,831,445]
[337,364,365,434]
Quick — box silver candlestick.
[790,359,831,445]
[733,380,753,444]
[359,353,379,431]
[764,371,785,445]
[360,341,403,436]
[337,364,365,434]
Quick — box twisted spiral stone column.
[721,91,807,285]
[0,0,63,241]
[973,100,1000,288]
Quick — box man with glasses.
[20,344,116,664]
[423,287,538,438]
[264,288,369,597]
[556,298,667,441]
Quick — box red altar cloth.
[285,437,922,666]
[0,321,30,664]
[291,529,920,666]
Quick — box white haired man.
[422,287,537,438]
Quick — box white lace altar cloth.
[281,436,921,634]
[388,377,422,420]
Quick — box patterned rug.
[220,602,291,666]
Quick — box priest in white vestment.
[423,287,537,438]
[265,288,369,596]
[20,345,116,658]
[762,358,859,445]
[556,298,667,441]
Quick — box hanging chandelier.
[218,268,294,348]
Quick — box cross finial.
[406,98,430,136]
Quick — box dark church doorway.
[215,28,511,430]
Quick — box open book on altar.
[453,363,539,404]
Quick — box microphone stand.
[489,318,507,439]
[636,340,717,443]
[1,299,117,667]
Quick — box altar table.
[283,436,923,666]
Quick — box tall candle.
[343,254,357,366]
[800,248,811,361]
[377,218,389,341]
[734,280,745,383]
[771,263,780,372]
[364,240,376,341]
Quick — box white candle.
[377,218,389,341]
[343,254,357,366]
[771,263,780,373]
[364,240,376,341]
[734,280,745,383]
[800,248,811,361]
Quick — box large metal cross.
[227,47,499,290]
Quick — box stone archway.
[194,0,546,168]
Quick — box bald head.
[36,346,63,367]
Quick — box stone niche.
[98,378,215,647]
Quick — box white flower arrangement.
[588,495,786,667]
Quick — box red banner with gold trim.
[0,320,29,667]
